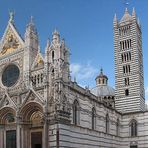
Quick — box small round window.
[2,64,20,87]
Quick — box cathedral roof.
[91,85,115,97]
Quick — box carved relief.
[1,27,22,56]
[2,34,19,52]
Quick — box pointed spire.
[132,7,136,16]
[26,16,37,34]
[45,38,50,62]
[61,38,65,48]
[132,7,137,21]
[113,13,117,22]
[46,38,50,49]
[30,16,34,24]
[125,7,128,14]
[120,8,131,23]
[53,28,59,35]
[9,11,14,23]
[113,13,118,27]
[45,38,50,54]
[25,16,38,49]
[52,28,60,44]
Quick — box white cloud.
[145,87,148,96]
[70,62,97,82]
[145,87,148,107]
[146,100,148,105]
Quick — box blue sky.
[0,0,148,100]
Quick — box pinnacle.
[132,7,136,16]
[9,11,14,23]
[125,7,128,13]
[30,16,34,24]
[46,38,50,49]
[113,13,117,22]
[120,8,131,23]
[53,28,59,35]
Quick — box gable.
[0,93,17,109]
[0,22,24,57]
[31,51,44,70]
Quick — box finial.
[26,15,37,34]
[30,16,34,24]
[113,13,117,22]
[46,38,50,48]
[132,7,136,16]
[53,28,59,35]
[52,28,60,44]
[100,68,103,74]
[125,7,128,13]
[9,11,14,23]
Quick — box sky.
[0,0,148,101]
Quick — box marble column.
[43,113,49,148]
[0,127,4,148]
[16,113,22,148]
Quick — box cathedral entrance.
[6,130,16,148]
[31,132,42,148]
[20,102,44,148]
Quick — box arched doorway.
[20,102,43,148]
[0,107,16,148]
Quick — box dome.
[91,85,115,97]
[91,68,115,97]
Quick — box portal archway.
[0,107,16,148]
[20,102,43,148]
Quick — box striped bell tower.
[113,8,145,113]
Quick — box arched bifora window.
[92,107,96,130]
[73,100,79,125]
[106,114,109,134]
[130,119,137,137]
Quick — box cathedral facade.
[0,8,148,148]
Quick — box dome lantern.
[95,68,108,86]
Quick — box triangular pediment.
[21,88,45,108]
[31,50,44,70]
[0,93,17,109]
[0,21,24,56]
